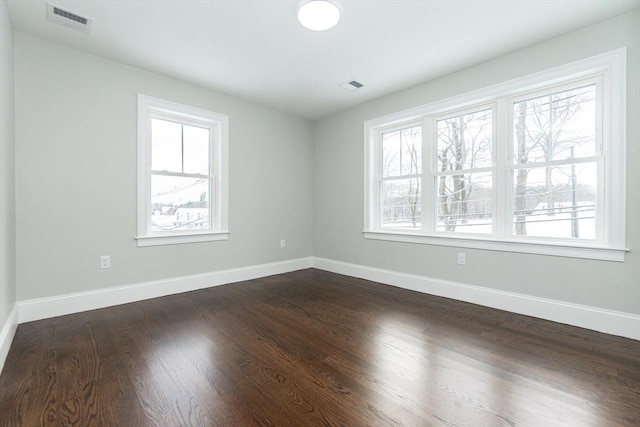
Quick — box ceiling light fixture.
[298,1,340,31]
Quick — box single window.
[364,49,626,261]
[511,84,598,240]
[380,125,422,229]
[434,108,494,234]
[137,95,229,247]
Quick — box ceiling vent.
[47,3,92,33]
[339,80,364,92]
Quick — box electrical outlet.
[100,255,111,269]
[280,239,286,249]
[457,252,466,266]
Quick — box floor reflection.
[369,312,599,426]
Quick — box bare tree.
[437,111,491,231]
[514,87,593,235]
[381,127,421,227]
[523,90,590,211]
[405,128,421,227]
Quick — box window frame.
[137,94,229,247]
[377,121,424,231]
[506,79,604,243]
[429,103,497,237]
[364,49,627,261]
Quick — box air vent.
[339,80,365,92]
[47,3,92,32]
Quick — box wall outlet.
[280,239,286,249]
[100,255,111,269]
[457,252,466,266]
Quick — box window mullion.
[495,99,509,239]
[511,157,598,169]
[435,166,494,176]
[141,115,153,239]
[381,173,423,181]
[151,170,210,179]
[181,124,185,173]
[595,77,606,243]
[374,130,382,229]
[423,117,433,233]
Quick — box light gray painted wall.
[15,32,314,300]
[11,10,640,316]
[0,0,15,331]
[313,10,640,314]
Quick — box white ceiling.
[7,0,640,119]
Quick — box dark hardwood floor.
[1,269,638,426]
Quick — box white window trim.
[364,49,627,262]
[137,94,229,247]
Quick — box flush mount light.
[298,0,340,31]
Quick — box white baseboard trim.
[18,257,313,324]
[0,304,19,375]
[12,256,639,341]
[312,257,640,340]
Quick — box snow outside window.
[364,50,626,261]
[137,95,229,247]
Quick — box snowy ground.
[383,210,595,239]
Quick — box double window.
[137,95,229,246]
[365,50,626,261]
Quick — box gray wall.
[15,32,314,300]
[313,10,640,315]
[0,0,15,333]
[11,10,640,317]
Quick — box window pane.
[150,175,210,232]
[512,163,596,239]
[381,178,421,229]
[436,172,492,233]
[513,85,596,164]
[400,127,422,175]
[382,130,400,176]
[437,109,492,172]
[382,125,422,177]
[151,118,182,173]
[183,124,210,175]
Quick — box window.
[511,84,598,240]
[365,50,626,261]
[380,124,422,229]
[435,107,494,234]
[137,95,229,246]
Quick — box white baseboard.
[18,257,313,324]
[0,304,19,375]
[312,257,640,340]
[12,255,639,341]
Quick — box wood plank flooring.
[0,268,638,426]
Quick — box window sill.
[363,230,627,262]
[136,231,230,247]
